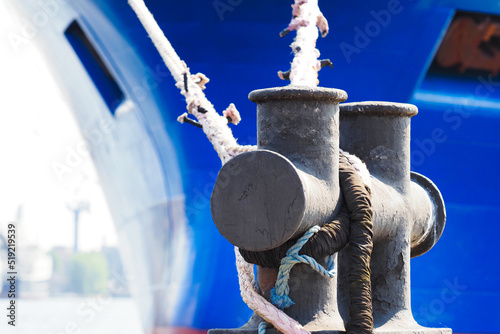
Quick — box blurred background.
[0,1,139,333]
[0,0,499,333]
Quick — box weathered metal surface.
[210,91,449,334]
[339,101,446,257]
[338,102,448,332]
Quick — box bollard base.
[209,320,453,334]
[209,328,452,334]
[208,312,452,334]
[208,330,345,334]
[373,329,452,334]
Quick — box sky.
[0,1,118,252]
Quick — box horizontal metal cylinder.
[211,150,341,251]
[368,173,446,257]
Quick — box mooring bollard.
[210,88,449,334]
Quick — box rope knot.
[269,225,335,311]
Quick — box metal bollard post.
[338,102,447,333]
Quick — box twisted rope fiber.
[128,1,306,332]
[338,153,374,334]
[128,0,255,165]
[239,207,350,268]
[258,322,271,334]
[270,225,336,310]
[235,248,309,334]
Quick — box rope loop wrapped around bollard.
[270,225,335,310]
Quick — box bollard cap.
[249,86,348,103]
[340,101,418,117]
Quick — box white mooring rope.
[128,0,298,332]
[235,248,309,334]
[129,0,255,165]
[287,0,328,86]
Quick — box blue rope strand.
[258,322,271,334]
[270,225,336,310]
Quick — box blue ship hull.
[15,0,500,333]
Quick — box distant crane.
[66,201,89,253]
